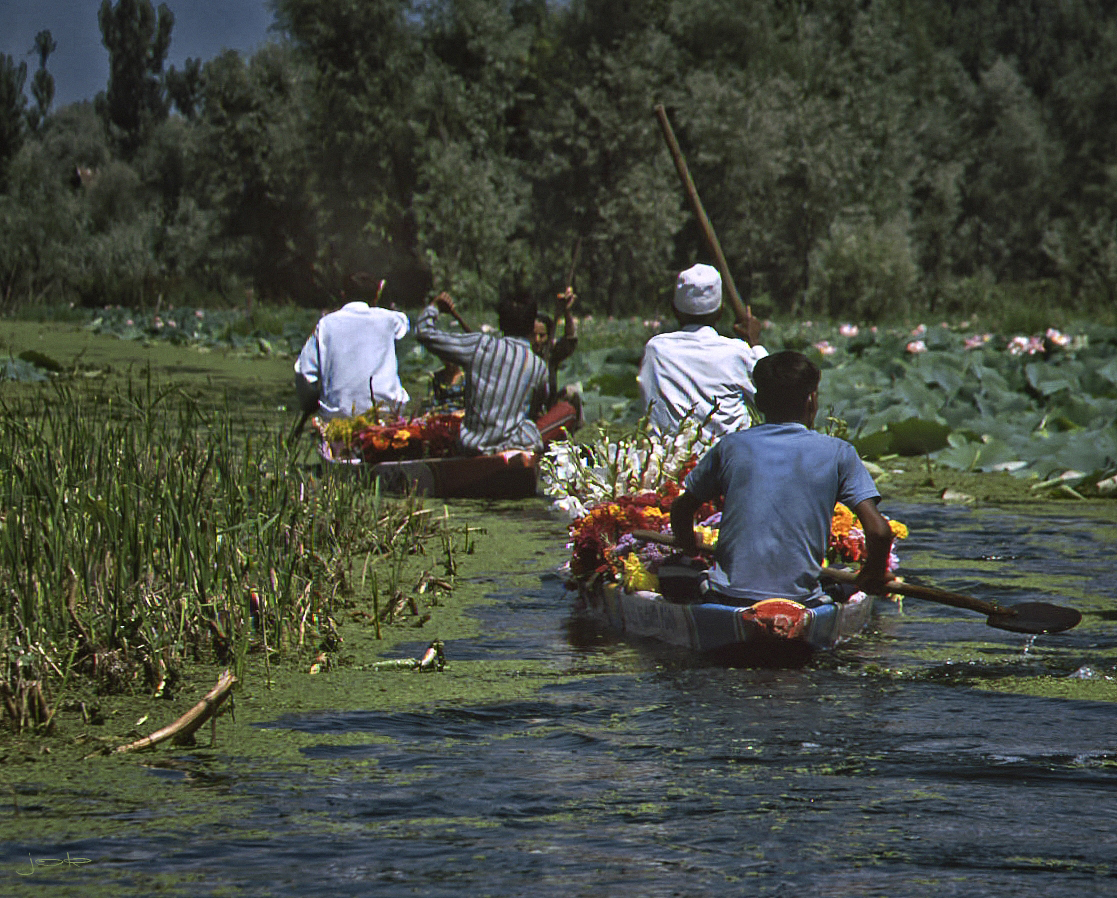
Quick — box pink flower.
[839,323,859,337]
[905,340,927,354]
[910,324,927,337]
[1007,335,1044,355]
[1045,328,1070,347]
[814,340,836,356]
[195,309,205,319]
[964,333,992,350]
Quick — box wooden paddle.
[654,103,754,339]
[818,566,1081,635]
[630,529,1082,634]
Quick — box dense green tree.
[0,103,99,307]
[192,46,317,300]
[3,0,1117,317]
[97,0,174,157]
[165,57,203,120]
[0,54,28,188]
[28,30,57,131]
[271,0,422,298]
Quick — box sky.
[0,0,277,108]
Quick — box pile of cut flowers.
[316,410,463,464]
[542,418,907,595]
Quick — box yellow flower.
[889,519,909,540]
[622,553,659,592]
[694,525,719,549]
[831,503,855,537]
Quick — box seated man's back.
[295,301,410,418]
[416,292,548,454]
[638,263,766,438]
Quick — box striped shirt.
[416,304,549,453]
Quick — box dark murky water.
[6,502,1117,896]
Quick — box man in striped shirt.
[416,290,549,454]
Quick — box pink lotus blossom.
[964,333,992,350]
[814,340,836,356]
[910,324,927,337]
[1046,328,1070,347]
[839,323,859,337]
[905,340,927,354]
[1007,335,1044,355]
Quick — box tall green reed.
[0,376,440,701]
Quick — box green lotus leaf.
[887,416,953,456]
[1025,361,1075,397]
[908,352,962,393]
[934,437,984,472]
[1082,357,1117,396]
[934,434,1026,473]
[604,347,643,366]
[853,428,893,460]
[18,349,65,372]
[1045,395,1117,429]
[587,367,639,399]
[1,358,51,383]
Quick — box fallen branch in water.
[115,669,237,753]
[367,640,445,672]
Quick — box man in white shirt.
[637,263,768,438]
[294,300,411,419]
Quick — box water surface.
[5,501,1117,896]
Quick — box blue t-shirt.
[682,423,880,602]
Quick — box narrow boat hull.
[577,579,875,666]
[321,449,538,499]
[369,452,537,499]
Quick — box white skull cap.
[673,263,722,315]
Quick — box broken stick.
[115,669,237,753]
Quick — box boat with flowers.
[562,481,907,666]
[314,411,538,500]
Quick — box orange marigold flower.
[831,503,855,537]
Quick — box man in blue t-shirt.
[670,350,893,604]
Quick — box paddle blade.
[986,601,1082,634]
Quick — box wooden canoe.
[321,446,538,500]
[576,577,875,666]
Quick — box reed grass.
[0,375,447,728]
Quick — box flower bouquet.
[543,414,907,596]
[571,498,907,595]
[316,410,463,464]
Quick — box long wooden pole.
[654,103,752,331]
[564,237,582,291]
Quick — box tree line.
[2,0,1117,323]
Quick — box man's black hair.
[753,350,821,421]
[498,289,537,338]
[536,312,556,338]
